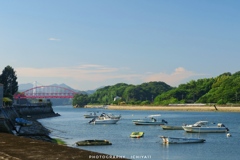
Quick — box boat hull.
[93,119,119,124]
[182,126,228,133]
[160,136,205,144]
[76,140,112,146]
[161,125,183,130]
[130,132,144,138]
[134,122,165,125]
[84,115,99,118]
[132,120,165,125]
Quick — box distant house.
[114,96,121,101]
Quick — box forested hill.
[73,71,240,106]
[154,71,240,105]
[86,82,173,105]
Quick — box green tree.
[0,65,18,99]
[72,94,89,107]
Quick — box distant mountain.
[18,83,34,92]
[49,83,79,92]
[84,90,96,95]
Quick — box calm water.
[39,105,240,160]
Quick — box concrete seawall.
[0,104,59,134]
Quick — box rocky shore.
[0,106,128,160]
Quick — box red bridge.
[14,86,78,99]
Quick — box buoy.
[227,133,231,137]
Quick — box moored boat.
[130,132,144,138]
[132,114,168,125]
[161,125,183,130]
[160,136,206,144]
[101,113,121,120]
[76,140,112,146]
[182,121,229,133]
[84,112,99,118]
[89,113,120,124]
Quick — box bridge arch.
[14,86,78,99]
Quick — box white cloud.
[143,67,203,86]
[16,64,122,81]
[16,65,204,90]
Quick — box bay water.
[39,105,240,160]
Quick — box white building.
[114,96,121,101]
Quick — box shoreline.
[107,105,240,112]
[0,132,128,160]
[0,111,128,160]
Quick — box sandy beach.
[107,105,240,112]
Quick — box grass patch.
[52,138,66,145]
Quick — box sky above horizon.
[1,1,240,91]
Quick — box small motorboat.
[161,125,183,130]
[182,121,229,133]
[160,136,206,144]
[100,113,121,120]
[76,140,112,146]
[132,114,168,125]
[130,132,144,138]
[89,113,120,124]
[84,112,99,118]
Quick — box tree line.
[73,71,240,107]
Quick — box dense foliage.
[154,78,215,105]
[73,82,173,106]
[0,65,18,99]
[73,71,240,106]
[72,94,89,107]
[197,72,240,104]
[154,71,240,105]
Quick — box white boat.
[89,113,120,124]
[182,121,229,133]
[132,114,168,125]
[160,136,206,144]
[101,113,121,120]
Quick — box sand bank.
[107,105,240,112]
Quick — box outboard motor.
[100,113,106,117]
[89,118,96,124]
[162,119,168,124]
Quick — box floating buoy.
[226,133,231,137]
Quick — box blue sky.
[0,0,239,90]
